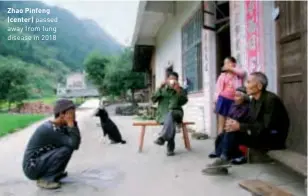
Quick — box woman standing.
[214,57,246,135]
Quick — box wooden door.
[275,1,307,155]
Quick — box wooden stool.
[239,179,293,196]
[132,121,195,152]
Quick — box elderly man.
[152,71,188,156]
[203,72,289,173]
[22,99,81,189]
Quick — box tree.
[84,47,146,104]
[103,47,146,104]
[84,51,110,94]
[0,62,29,109]
[6,85,29,110]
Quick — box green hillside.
[0,1,122,98]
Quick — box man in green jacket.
[152,71,188,156]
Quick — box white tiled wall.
[153,1,278,136]
[154,1,208,133]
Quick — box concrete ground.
[0,99,305,196]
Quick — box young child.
[209,86,250,164]
[214,57,246,135]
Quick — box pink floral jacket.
[214,67,246,101]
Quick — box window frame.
[181,5,203,94]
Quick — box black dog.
[95,108,126,144]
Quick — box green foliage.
[0,113,45,137]
[6,85,28,105]
[106,48,145,95]
[0,1,122,99]
[0,1,122,70]
[84,51,111,94]
[0,61,29,106]
[85,48,146,100]
[0,55,55,99]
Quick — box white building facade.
[132,0,307,154]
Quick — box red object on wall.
[239,145,248,156]
[245,0,264,74]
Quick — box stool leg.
[182,125,191,151]
[183,126,188,148]
[138,126,146,153]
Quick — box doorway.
[215,1,231,78]
[212,1,231,136]
[275,1,307,155]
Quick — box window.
[182,8,203,93]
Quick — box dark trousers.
[215,131,259,159]
[24,146,73,181]
[159,112,177,151]
[216,130,286,160]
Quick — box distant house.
[66,73,86,90]
[57,72,99,98]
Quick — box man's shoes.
[206,157,231,168]
[208,152,218,158]
[231,156,247,165]
[36,179,61,189]
[166,150,175,156]
[154,137,165,146]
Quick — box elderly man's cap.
[54,99,75,114]
[236,86,246,94]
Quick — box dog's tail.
[121,140,127,144]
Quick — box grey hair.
[250,71,268,90]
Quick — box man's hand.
[64,110,76,127]
[222,64,233,72]
[225,119,240,132]
[172,81,181,93]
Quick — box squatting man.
[22,99,81,189]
